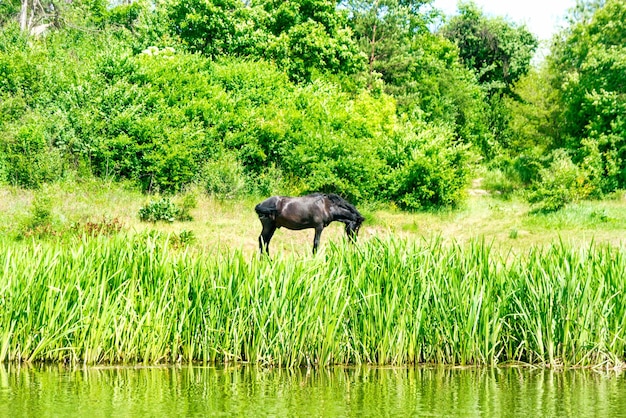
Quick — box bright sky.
[432,0,577,40]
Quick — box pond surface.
[1,364,625,417]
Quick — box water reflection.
[1,364,625,417]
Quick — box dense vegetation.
[1,235,625,367]
[1,0,623,211]
[1,0,626,369]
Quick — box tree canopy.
[0,0,624,212]
[441,1,538,95]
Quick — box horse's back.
[276,195,330,228]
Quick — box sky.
[432,0,577,41]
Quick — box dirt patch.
[468,178,490,197]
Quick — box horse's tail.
[255,199,278,221]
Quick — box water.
[2,364,625,417]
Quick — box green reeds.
[1,235,625,367]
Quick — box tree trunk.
[19,0,30,32]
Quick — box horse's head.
[345,215,365,241]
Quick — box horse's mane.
[320,193,361,216]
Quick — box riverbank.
[1,234,625,368]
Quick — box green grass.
[1,234,626,368]
[3,181,626,255]
[2,182,626,367]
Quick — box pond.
[1,364,625,417]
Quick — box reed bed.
[1,235,625,368]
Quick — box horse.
[254,193,365,255]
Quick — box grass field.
[2,179,626,255]
[2,181,626,368]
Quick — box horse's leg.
[259,220,276,256]
[312,226,324,254]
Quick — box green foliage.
[505,66,563,156]
[177,193,197,221]
[346,0,434,85]
[0,2,20,27]
[481,169,516,198]
[346,2,490,148]
[2,236,626,367]
[442,1,538,95]
[0,23,475,208]
[201,153,248,199]
[0,0,579,211]
[104,2,145,30]
[169,229,197,248]
[157,0,365,81]
[161,0,242,57]
[278,87,387,201]
[384,124,476,210]
[138,197,192,223]
[0,31,39,96]
[259,0,366,81]
[441,1,538,159]
[512,152,544,185]
[402,35,490,145]
[0,115,64,188]
[17,192,58,239]
[548,0,626,193]
[526,150,594,213]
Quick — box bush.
[527,150,594,213]
[138,198,192,223]
[513,152,544,185]
[0,25,485,211]
[277,86,395,202]
[384,124,476,210]
[17,192,59,239]
[201,153,247,199]
[176,192,197,222]
[169,229,196,249]
[0,116,64,188]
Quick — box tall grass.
[1,234,625,367]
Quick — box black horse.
[255,193,365,255]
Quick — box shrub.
[513,152,544,184]
[201,153,247,199]
[385,124,476,210]
[0,153,7,184]
[176,192,197,222]
[0,117,64,188]
[527,150,594,213]
[0,25,487,211]
[138,198,189,223]
[17,193,59,239]
[169,229,196,249]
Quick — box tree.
[2,0,128,35]
[343,0,489,148]
[505,65,563,156]
[157,0,364,82]
[0,0,19,28]
[343,0,434,88]
[260,0,365,81]
[548,0,626,193]
[439,1,538,158]
[160,0,243,58]
[16,0,59,35]
[441,1,537,96]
